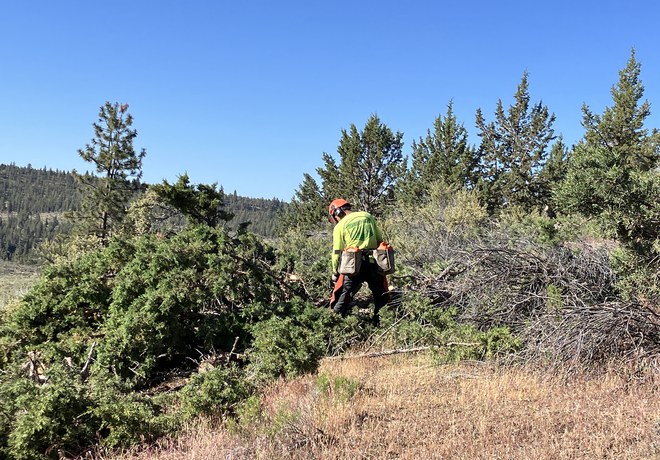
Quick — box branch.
[80,341,96,381]
[328,342,480,360]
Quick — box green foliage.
[372,291,521,363]
[554,50,659,299]
[72,102,146,243]
[496,206,561,245]
[555,143,659,250]
[271,228,332,302]
[178,365,253,421]
[479,326,522,359]
[150,174,233,228]
[0,221,294,458]
[545,283,563,312]
[383,181,486,268]
[277,173,328,233]
[246,300,344,382]
[555,50,659,247]
[86,375,166,449]
[229,394,262,431]
[319,114,405,217]
[315,372,360,403]
[398,100,479,204]
[475,72,556,213]
[610,245,659,302]
[3,366,95,460]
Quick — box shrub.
[0,223,298,458]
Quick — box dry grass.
[104,353,659,460]
[0,261,39,310]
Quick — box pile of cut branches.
[398,236,659,368]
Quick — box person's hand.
[329,273,339,289]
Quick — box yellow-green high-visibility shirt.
[332,211,383,273]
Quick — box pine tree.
[475,72,556,213]
[72,102,146,243]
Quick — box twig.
[328,346,431,360]
[81,341,96,381]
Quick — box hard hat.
[329,198,349,215]
[328,198,351,222]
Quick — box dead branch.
[327,346,431,360]
[329,342,480,360]
[80,341,96,381]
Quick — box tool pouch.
[373,242,395,275]
[338,246,362,276]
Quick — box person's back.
[328,199,389,325]
[332,210,382,271]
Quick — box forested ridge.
[0,164,79,262]
[0,163,287,262]
[0,52,657,459]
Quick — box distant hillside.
[0,163,80,213]
[0,163,287,262]
[224,191,287,238]
[0,163,79,262]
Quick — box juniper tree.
[475,72,556,213]
[554,50,660,254]
[73,102,146,243]
[278,172,327,232]
[283,115,405,231]
[537,136,569,213]
[150,173,233,228]
[317,114,405,217]
[398,100,479,204]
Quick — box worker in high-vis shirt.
[328,198,389,325]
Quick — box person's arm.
[331,224,343,273]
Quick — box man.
[328,198,389,325]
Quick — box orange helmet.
[328,198,351,223]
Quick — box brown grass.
[103,353,659,460]
[0,261,39,310]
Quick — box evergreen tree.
[278,173,326,233]
[72,102,146,243]
[537,136,569,214]
[398,101,478,204]
[475,72,556,213]
[317,114,405,217]
[554,50,660,253]
[283,115,405,231]
[150,173,233,228]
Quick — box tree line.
[0,164,79,262]
[283,50,658,285]
[0,166,286,262]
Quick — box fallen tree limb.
[329,342,480,360]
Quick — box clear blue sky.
[1,1,658,201]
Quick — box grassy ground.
[0,260,39,310]
[105,352,659,460]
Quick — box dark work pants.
[331,258,389,322]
